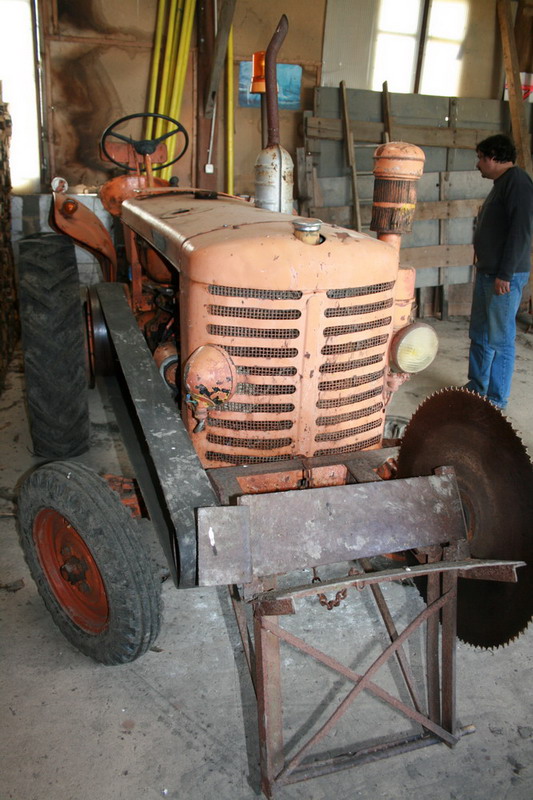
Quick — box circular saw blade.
[397,387,533,648]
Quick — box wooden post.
[497,0,533,175]
[438,98,458,320]
[339,81,362,231]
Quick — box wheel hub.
[60,555,89,585]
[33,508,110,634]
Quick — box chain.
[317,587,347,610]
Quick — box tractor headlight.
[390,322,438,373]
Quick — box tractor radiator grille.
[319,354,383,373]
[208,304,301,320]
[316,387,382,409]
[315,419,382,441]
[208,418,293,431]
[207,324,300,339]
[316,402,383,426]
[202,280,393,465]
[237,382,296,395]
[318,368,385,392]
[237,365,298,376]
[224,346,299,359]
[314,435,383,457]
[326,281,395,298]
[323,317,392,336]
[205,453,290,464]
[221,402,295,413]
[324,299,393,316]
[209,284,302,300]
[322,335,388,355]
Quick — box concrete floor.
[1,316,533,800]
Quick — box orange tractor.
[14,23,533,796]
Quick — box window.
[0,0,40,191]
[371,0,469,97]
[371,0,422,93]
[420,2,469,96]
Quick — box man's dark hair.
[476,134,517,163]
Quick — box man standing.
[466,134,533,410]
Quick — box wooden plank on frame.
[400,244,473,270]
[305,116,532,151]
[310,198,484,226]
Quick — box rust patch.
[51,50,120,184]
[58,0,120,36]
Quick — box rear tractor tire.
[17,461,162,665]
[17,232,90,458]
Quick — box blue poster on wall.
[238,62,302,109]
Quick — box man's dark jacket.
[474,165,533,281]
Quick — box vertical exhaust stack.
[370,141,425,250]
[254,15,294,214]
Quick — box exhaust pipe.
[254,15,294,214]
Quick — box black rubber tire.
[17,231,90,458]
[17,461,162,665]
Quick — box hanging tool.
[205,0,219,174]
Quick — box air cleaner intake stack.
[370,142,425,250]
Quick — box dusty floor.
[1,316,533,800]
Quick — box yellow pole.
[152,0,182,141]
[226,26,234,195]
[160,0,186,121]
[161,0,196,180]
[145,0,168,138]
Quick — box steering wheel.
[100,112,189,172]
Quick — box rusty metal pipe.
[264,15,288,147]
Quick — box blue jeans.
[467,270,529,408]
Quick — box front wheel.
[17,461,162,664]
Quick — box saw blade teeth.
[397,388,533,648]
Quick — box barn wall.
[36,0,519,196]
[38,0,195,188]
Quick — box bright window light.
[420,41,463,97]
[377,0,421,35]
[421,1,469,96]
[372,0,469,96]
[428,1,469,40]
[372,0,422,92]
[0,0,40,192]
[372,34,417,93]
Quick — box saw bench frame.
[199,452,524,798]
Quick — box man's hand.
[494,278,511,295]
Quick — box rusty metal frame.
[204,448,523,798]
[233,555,521,798]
